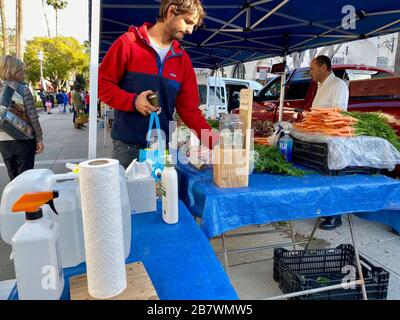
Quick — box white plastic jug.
[0,169,59,244]
[48,180,85,268]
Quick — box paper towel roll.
[79,158,127,298]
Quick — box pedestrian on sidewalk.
[72,84,85,129]
[45,95,52,114]
[97,98,101,118]
[62,90,68,113]
[84,90,90,114]
[56,89,64,113]
[39,89,46,112]
[0,55,44,181]
[49,93,55,109]
[67,90,73,112]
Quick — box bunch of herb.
[207,119,220,130]
[254,145,306,176]
[342,111,400,151]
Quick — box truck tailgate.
[349,77,400,97]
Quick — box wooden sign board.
[239,89,251,110]
[69,262,159,300]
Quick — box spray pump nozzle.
[12,191,59,220]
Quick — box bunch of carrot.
[254,137,270,145]
[293,108,356,137]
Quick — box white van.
[197,76,263,119]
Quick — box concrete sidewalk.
[0,109,399,299]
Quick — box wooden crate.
[69,261,159,300]
[213,89,253,188]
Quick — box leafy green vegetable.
[254,145,307,176]
[316,276,330,286]
[342,111,400,151]
[207,119,220,130]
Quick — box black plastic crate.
[292,137,383,176]
[273,244,389,300]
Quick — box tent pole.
[208,67,218,120]
[88,0,101,159]
[278,51,287,122]
[251,0,289,30]
[217,67,224,118]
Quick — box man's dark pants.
[112,139,143,169]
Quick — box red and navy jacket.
[98,22,214,148]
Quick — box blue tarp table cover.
[8,200,238,300]
[176,163,400,238]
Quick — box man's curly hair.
[158,0,205,26]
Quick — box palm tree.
[41,0,51,38]
[46,0,68,37]
[16,0,23,59]
[0,0,9,55]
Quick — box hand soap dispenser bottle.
[161,155,178,224]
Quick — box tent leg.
[288,221,297,250]
[347,213,368,300]
[304,218,321,251]
[277,53,287,122]
[88,0,101,159]
[265,280,364,300]
[221,233,230,277]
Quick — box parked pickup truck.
[233,64,400,134]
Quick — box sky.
[4,0,89,44]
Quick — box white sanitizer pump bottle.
[11,191,64,300]
[161,155,179,224]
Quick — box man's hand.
[36,141,44,154]
[135,90,161,116]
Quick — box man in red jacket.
[98,0,215,168]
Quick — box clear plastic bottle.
[278,130,293,162]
